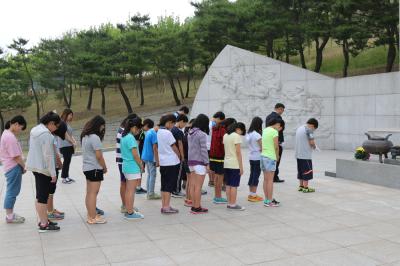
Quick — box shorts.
[210,160,224,175]
[261,156,276,172]
[248,160,261,186]
[84,169,104,182]
[34,172,52,204]
[297,159,313,181]
[118,164,126,182]
[224,168,241,187]
[49,169,60,195]
[160,164,180,193]
[125,173,142,180]
[189,165,207,175]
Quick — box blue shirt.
[121,133,141,174]
[141,129,157,162]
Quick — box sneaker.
[87,215,107,224]
[213,197,228,204]
[147,193,162,200]
[272,199,280,205]
[171,191,185,198]
[184,199,193,207]
[302,187,315,193]
[53,209,65,216]
[201,189,207,195]
[124,212,144,220]
[38,222,60,233]
[298,186,304,192]
[190,207,209,214]
[227,205,245,211]
[208,181,215,187]
[161,207,179,214]
[6,214,25,224]
[248,195,263,202]
[48,211,64,220]
[136,187,147,194]
[62,178,73,184]
[274,178,285,183]
[96,207,105,216]
[264,199,280,207]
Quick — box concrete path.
[1,149,400,266]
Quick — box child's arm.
[177,140,184,161]
[172,144,180,161]
[273,136,279,161]
[235,143,244,176]
[95,150,107,174]
[131,147,144,173]
[153,143,160,167]
[309,139,316,149]
[257,139,262,150]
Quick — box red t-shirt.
[209,126,226,160]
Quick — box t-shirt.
[0,130,23,173]
[141,129,158,162]
[157,128,180,166]
[261,127,279,160]
[295,125,315,160]
[223,132,242,169]
[82,134,103,171]
[207,121,214,150]
[246,131,262,161]
[121,133,141,174]
[116,127,123,164]
[171,126,184,153]
[57,123,73,149]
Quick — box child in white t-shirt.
[245,117,263,202]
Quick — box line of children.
[1,108,320,229]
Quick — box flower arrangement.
[354,147,370,161]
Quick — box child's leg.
[193,174,206,208]
[303,180,309,188]
[47,194,54,212]
[147,162,157,194]
[263,171,274,201]
[186,172,193,201]
[125,179,138,213]
[86,181,101,219]
[161,192,171,209]
[120,181,126,206]
[229,187,237,205]
[214,174,223,198]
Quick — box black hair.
[122,118,143,137]
[189,118,195,124]
[159,114,176,126]
[222,117,236,128]
[248,116,263,134]
[40,111,61,126]
[267,118,283,127]
[275,103,285,109]
[227,122,246,135]
[213,111,225,120]
[179,106,189,114]
[5,115,27,130]
[81,115,106,141]
[192,114,210,134]
[53,121,67,140]
[142,118,154,129]
[61,108,73,122]
[176,114,189,123]
[120,113,138,127]
[307,118,319,129]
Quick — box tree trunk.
[177,76,185,99]
[193,78,197,90]
[118,81,133,114]
[168,77,181,106]
[299,44,307,69]
[266,38,274,58]
[285,33,290,63]
[185,74,191,98]
[100,86,106,115]
[342,39,349,77]
[139,72,144,106]
[23,62,40,123]
[0,110,4,135]
[68,83,73,107]
[386,28,396,72]
[86,86,94,110]
[60,83,69,107]
[314,36,329,73]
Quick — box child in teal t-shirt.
[120,118,144,220]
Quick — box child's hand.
[240,168,243,176]
[140,164,144,173]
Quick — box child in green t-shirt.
[261,118,283,207]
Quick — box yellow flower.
[356,147,365,152]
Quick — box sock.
[6,213,14,219]
[250,192,256,197]
[228,204,236,207]
[40,222,48,227]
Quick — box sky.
[0,0,195,50]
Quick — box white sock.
[250,192,256,196]
[6,213,14,219]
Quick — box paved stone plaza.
[1,149,400,266]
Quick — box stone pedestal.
[336,159,400,189]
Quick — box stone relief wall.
[191,45,400,151]
[191,45,335,149]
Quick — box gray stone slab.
[336,159,400,189]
